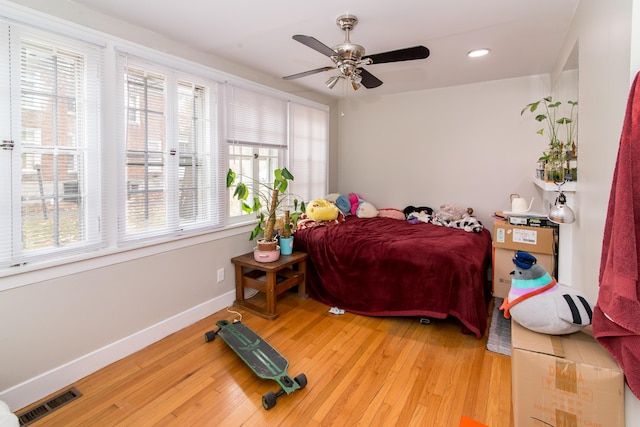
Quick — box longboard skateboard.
[205,319,307,410]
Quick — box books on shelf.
[493,211,556,228]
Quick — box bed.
[293,214,493,338]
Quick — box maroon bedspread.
[293,216,493,338]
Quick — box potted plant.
[278,199,305,255]
[279,210,294,255]
[227,167,303,261]
[521,97,578,181]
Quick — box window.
[116,53,225,244]
[0,6,327,277]
[225,85,288,221]
[225,85,329,220]
[0,22,103,269]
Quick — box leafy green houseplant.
[521,97,578,181]
[227,167,304,252]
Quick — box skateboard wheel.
[262,391,277,410]
[294,373,308,389]
[204,331,216,342]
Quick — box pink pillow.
[378,208,406,220]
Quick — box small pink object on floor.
[459,416,488,427]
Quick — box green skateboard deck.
[205,319,307,410]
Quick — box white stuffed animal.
[500,251,593,335]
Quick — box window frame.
[0,21,105,271]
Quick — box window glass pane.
[117,54,224,243]
[258,148,279,183]
[228,145,255,218]
[177,82,210,225]
[16,36,99,259]
[124,67,167,234]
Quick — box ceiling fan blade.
[358,68,383,89]
[292,35,336,57]
[365,45,430,64]
[283,66,335,80]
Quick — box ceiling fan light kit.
[283,14,430,91]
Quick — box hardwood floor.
[18,294,514,426]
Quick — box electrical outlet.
[217,268,224,283]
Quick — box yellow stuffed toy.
[306,199,339,221]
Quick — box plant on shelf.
[561,99,578,181]
[521,97,578,182]
[227,167,304,254]
[279,206,299,256]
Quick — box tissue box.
[492,220,557,298]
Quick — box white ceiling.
[70,0,579,98]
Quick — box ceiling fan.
[283,15,430,90]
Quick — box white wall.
[569,0,640,422]
[338,0,640,423]
[337,75,553,231]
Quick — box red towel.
[592,71,640,398]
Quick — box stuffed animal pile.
[331,192,379,218]
[500,251,594,335]
[406,203,483,233]
[435,204,473,221]
[300,194,482,233]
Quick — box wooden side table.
[231,251,309,320]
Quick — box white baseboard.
[0,291,235,411]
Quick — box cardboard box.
[492,247,555,298]
[492,220,557,298]
[493,220,557,254]
[511,321,625,427]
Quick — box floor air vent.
[17,387,82,426]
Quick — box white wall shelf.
[533,177,577,193]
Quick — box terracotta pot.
[257,239,278,252]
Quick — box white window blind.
[289,102,329,202]
[225,84,288,148]
[0,21,104,269]
[116,52,225,244]
[225,84,289,220]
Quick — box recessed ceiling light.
[468,48,490,58]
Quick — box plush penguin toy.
[500,251,594,335]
